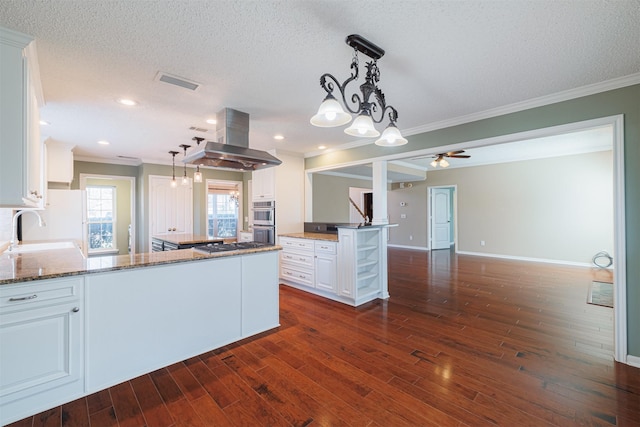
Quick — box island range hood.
[183,108,281,171]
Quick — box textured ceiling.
[0,1,638,166]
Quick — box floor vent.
[155,72,200,91]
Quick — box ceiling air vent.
[155,71,200,91]
[189,126,209,133]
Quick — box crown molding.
[305,72,640,158]
[74,155,142,166]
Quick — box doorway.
[428,185,456,250]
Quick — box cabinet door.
[315,253,337,292]
[149,175,193,240]
[0,301,83,403]
[252,168,275,200]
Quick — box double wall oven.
[252,200,275,244]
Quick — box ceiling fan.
[412,150,471,168]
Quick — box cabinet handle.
[298,257,306,261]
[9,294,37,302]
[71,307,80,313]
[30,190,43,199]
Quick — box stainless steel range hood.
[183,108,281,171]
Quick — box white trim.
[80,173,137,254]
[456,250,594,268]
[611,115,627,363]
[387,244,428,251]
[304,73,640,158]
[627,355,640,368]
[75,155,142,166]
[205,179,243,238]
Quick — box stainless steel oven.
[252,225,275,245]
[252,201,275,244]
[253,200,275,226]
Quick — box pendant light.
[311,34,407,146]
[179,144,191,185]
[192,137,204,183]
[169,151,179,188]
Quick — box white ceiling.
[0,1,638,166]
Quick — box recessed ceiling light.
[97,140,110,145]
[274,134,285,140]
[117,98,138,106]
[206,118,217,125]
[39,120,50,125]
[318,145,327,150]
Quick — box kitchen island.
[151,233,224,251]
[279,224,393,307]
[0,244,281,425]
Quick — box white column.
[371,161,388,225]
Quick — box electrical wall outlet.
[409,235,413,241]
[400,214,407,219]
[480,240,485,246]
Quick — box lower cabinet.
[0,277,84,425]
[0,251,280,426]
[280,229,388,307]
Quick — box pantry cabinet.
[0,26,44,208]
[252,167,275,200]
[149,175,193,247]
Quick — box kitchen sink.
[4,241,77,254]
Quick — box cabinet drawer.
[280,266,314,287]
[314,241,336,254]
[280,251,314,268]
[0,277,82,311]
[279,237,314,252]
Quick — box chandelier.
[310,34,407,147]
[229,190,240,207]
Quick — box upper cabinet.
[252,167,275,201]
[46,140,75,184]
[0,26,45,208]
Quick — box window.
[207,186,239,238]
[87,186,116,251]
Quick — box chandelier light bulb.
[440,159,450,168]
[430,159,438,168]
[310,94,352,127]
[194,166,202,183]
[170,178,177,188]
[375,123,408,146]
[182,175,189,186]
[344,113,380,137]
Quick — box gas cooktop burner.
[192,241,273,255]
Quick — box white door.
[431,188,451,250]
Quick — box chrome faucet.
[9,210,46,251]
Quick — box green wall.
[311,174,372,222]
[305,84,640,358]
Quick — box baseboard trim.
[455,250,593,268]
[387,244,429,251]
[627,355,640,368]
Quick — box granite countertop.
[0,245,281,285]
[152,233,223,245]
[279,232,339,242]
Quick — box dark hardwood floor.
[8,248,639,426]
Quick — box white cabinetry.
[0,27,44,208]
[280,228,388,306]
[314,241,337,293]
[337,227,388,306]
[46,140,74,184]
[0,277,84,424]
[149,175,193,246]
[279,236,338,294]
[279,236,315,288]
[252,167,275,201]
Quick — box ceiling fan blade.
[449,155,471,158]
[446,150,466,156]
